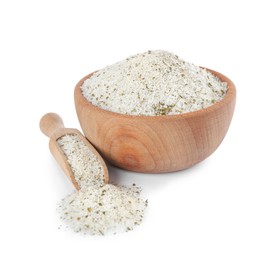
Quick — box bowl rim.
[74,68,236,120]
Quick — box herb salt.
[57,134,147,235]
[81,50,227,116]
[57,134,105,188]
[57,184,147,235]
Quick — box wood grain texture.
[74,68,236,173]
[39,113,109,190]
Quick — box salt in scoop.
[40,113,109,190]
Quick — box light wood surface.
[74,68,236,173]
[39,113,109,190]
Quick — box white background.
[1,0,277,259]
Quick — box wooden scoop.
[39,113,109,190]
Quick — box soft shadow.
[107,158,210,193]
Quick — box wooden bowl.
[74,68,236,173]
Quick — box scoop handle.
[40,113,65,137]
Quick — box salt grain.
[57,184,147,235]
[57,134,104,188]
[57,134,147,235]
[81,50,227,116]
